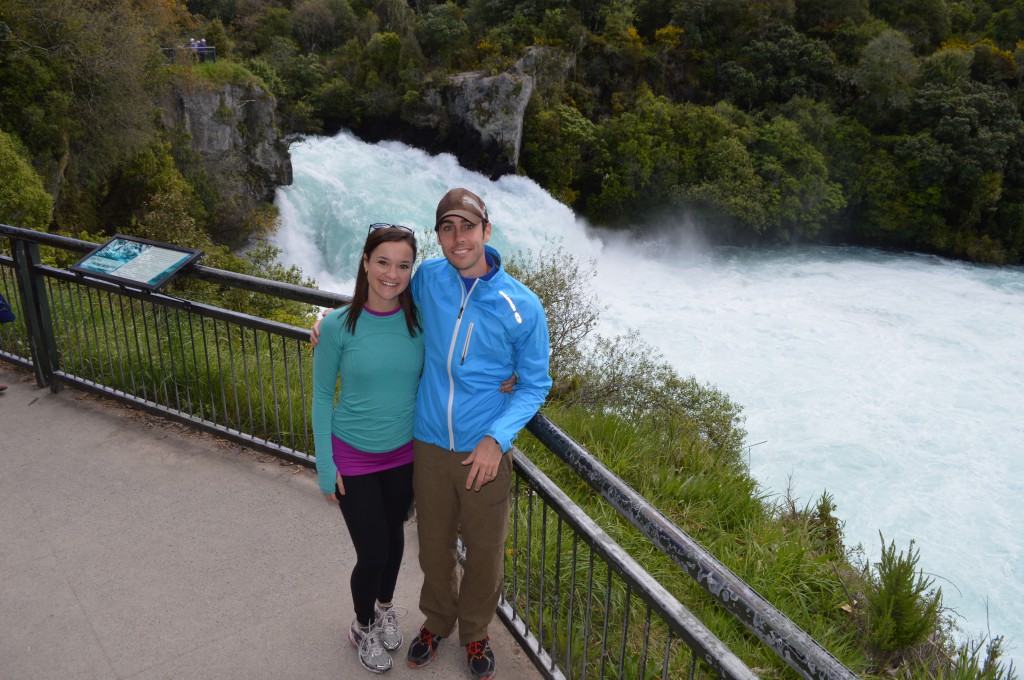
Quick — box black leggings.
[336,462,414,625]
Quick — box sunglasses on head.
[368,223,414,234]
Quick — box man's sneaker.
[466,637,496,680]
[348,620,393,674]
[374,602,406,651]
[406,626,443,668]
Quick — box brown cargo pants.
[412,439,512,645]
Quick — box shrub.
[504,239,746,457]
[932,636,1019,680]
[865,533,942,658]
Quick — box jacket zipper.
[446,278,478,450]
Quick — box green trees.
[856,76,1024,262]
[416,2,470,66]
[720,24,837,108]
[169,0,1024,263]
[869,0,951,50]
[0,0,168,204]
[587,88,685,221]
[520,102,596,205]
[531,87,846,243]
[677,135,771,232]
[8,0,1024,264]
[0,0,320,314]
[291,0,356,53]
[853,29,920,127]
[0,130,53,230]
[754,115,847,239]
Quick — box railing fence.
[162,45,217,64]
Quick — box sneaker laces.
[415,627,438,648]
[467,637,490,660]
[360,624,387,658]
[376,603,406,636]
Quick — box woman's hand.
[323,472,345,503]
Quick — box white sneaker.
[373,602,406,651]
[348,620,392,674]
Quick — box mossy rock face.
[345,47,574,180]
[374,47,567,178]
[443,68,533,171]
[162,81,292,246]
[438,47,575,175]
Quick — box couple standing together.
[310,188,552,678]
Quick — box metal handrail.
[1,224,343,462]
[502,450,759,680]
[162,45,217,63]
[0,225,347,308]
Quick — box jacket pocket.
[460,322,474,365]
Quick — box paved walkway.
[0,365,540,680]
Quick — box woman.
[311,223,424,674]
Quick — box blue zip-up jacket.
[411,245,552,453]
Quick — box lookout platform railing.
[162,44,217,64]
[1,224,858,680]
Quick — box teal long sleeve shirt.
[311,306,424,493]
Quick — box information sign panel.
[71,235,203,291]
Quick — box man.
[406,188,551,679]
[313,188,551,679]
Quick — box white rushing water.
[274,131,1024,666]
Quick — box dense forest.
[4,0,1024,265]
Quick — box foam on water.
[274,131,1024,667]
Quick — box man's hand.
[463,436,502,491]
[310,308,333,347]
[324,472,345,504]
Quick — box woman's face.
[363,240,415,311]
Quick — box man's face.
[437,215,492,278]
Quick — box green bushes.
[864,534,942,657]
[930,636,1019,680]
[0,130,53,230]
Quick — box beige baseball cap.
[435,188,488,229]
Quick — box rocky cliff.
[163,81,291,245]
[160,48,570,234]
[353,47,574,179]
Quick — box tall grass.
[504,464,719,678]
[38,275,313,453]
[514,404,872,677]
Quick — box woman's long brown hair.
[342,227,421,336]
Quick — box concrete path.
[0,365,541,680]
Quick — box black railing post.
[10,237,60,391]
